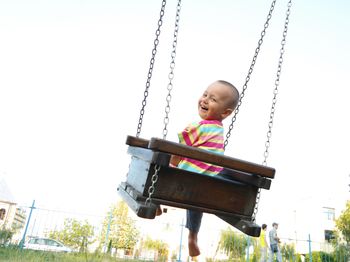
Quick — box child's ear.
[221,108,233,119]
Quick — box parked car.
[24,237,72,253]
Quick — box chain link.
[252,0,292,222]
[224,0,277,149]
[162,0,182,139]
[145,164,161,206]
[136,0,167,137]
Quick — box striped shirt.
[177,119,224,176]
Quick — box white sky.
[0,0,349,238]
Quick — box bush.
[305,251,336,262]
[0,229,14,245]
[319,251,334,262]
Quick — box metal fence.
[1,201,349,262]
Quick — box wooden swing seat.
[118,135,275,237]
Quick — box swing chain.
[224,0,277,149]
[145,164,161,206]
[262,0,292,166]
[145,0,182,207]
[163,0,182,139]
[252,0,292,223]
[136,0,167,138]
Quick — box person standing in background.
[259,224,268,262]
[269,222,282,262]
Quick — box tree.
[280,243,296,261]
[333,200,350,260]
[100,201,139,254]
[143,237,169,261]
[0,229,14,245]
[218,227,248,260]
[335,200,350,245]
[48,218,95,252]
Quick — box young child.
[171,80,239,258]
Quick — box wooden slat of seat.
[148,165,257,216]
[126,136,149,148]
[120,181,253,221]
[127,145,270,189]
[126,135,275,178]
[118,182,261,236]
[148,137,275,178]
[218,168,271,189]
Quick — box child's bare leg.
[186,209,202,257]
[188,230,200,257]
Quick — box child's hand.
[170,155,181,167]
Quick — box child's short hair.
[217,80,239,109]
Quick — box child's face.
[198,82,234,121]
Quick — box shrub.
[0,229,14,245]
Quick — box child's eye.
[211,97,217,102]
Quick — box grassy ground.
[0,247,142,262]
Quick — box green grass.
[0,247,142,262]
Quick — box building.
[0,178,17,229]
[274,196,342,255]
[0,178,26,236]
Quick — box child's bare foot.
[188,239,200,257]
[188,231,200,257]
